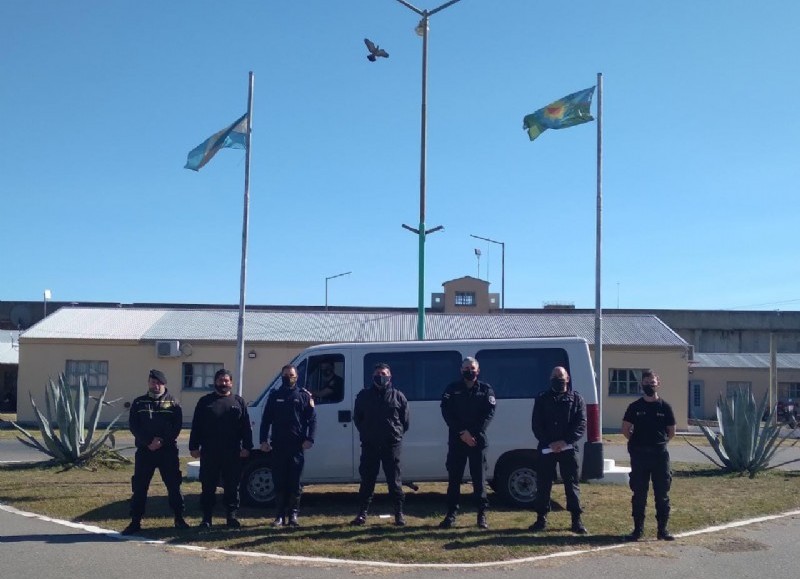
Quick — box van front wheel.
[495,457,538,508]
[240,457,276,507]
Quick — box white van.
[241,337,604,508]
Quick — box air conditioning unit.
[155,340,181,358]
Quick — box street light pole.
[325,271,352,311]
[470,234,505,311]
[395,0,462,340]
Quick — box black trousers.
[271,446,305,516]
[629,446,672,521]
[199,451,243,518]
[534,449,582,515]
[445,442,488,512]
[357,442,404,509]
[130,445,184,519]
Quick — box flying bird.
[364,38,389,62]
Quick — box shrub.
[687,385,799,477]
[11,373,128,468]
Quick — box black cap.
[149,369,167,385]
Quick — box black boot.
[438,510,457,529]
[625,518,645,541]
[529,513,547,532]
[173,515,190,530]
[350,509,368,526]
[121,518,142,536]
[477,510,488,529]
[571,512,588,535]
[226,511,241,529]
[287,494,300,527]
[657,519,675,541]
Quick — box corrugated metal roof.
[21,308,688,348]
[0,330,20,364]
[693,353,800,369]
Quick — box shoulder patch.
[309,397,315,408]
[488,395,496,405]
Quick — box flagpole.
[594,72,603,432]
[235,71,254,397]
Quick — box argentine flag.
[185,113,248,171]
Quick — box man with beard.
[189,369,253,530]
[350,363,409,527]
[122,369,188,535]
[622,369,676,541]
[530,366,588,535]
[260,364,316,527]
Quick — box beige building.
[688,353,800,420]
[18,307,690,431]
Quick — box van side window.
[363,351,462,401]
[305,354,345,404]
[476,348,569,399]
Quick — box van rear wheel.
[240,457,276,507]
[496,456,537,508]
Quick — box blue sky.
[2,1,799,311]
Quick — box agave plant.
[687,386,799,477]
[11,373,128,467]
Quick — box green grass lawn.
[1,459,799,563]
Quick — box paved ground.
[2,503,800,578]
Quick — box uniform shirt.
[440,380,496,448]
[353,384,409,446]
[623,397,676,449]
[189,392,253,455]
[128,389,182,449]
[260,385,317,448]
[531,389,587,449]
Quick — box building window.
[782,382,800,400]
[455,292,476,306]
[183,363,223,390]
[726,381,752,397]
[608,368,645,396]
[65,360,109,391]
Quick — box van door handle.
[338,410,352,423]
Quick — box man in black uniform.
[312,360,344,404]
[259,364,316,528]
[439,356,496,529]
[351,363,410,527]
[530,366,588,534]
[622,369,676,541]
[189,368,253,530]
[122,369,188,535]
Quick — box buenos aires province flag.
[522,87,595,142]
[184,113,248,171]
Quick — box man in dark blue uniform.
[260,364,316,528]
[439,356,496,529]
[350,363,410,527]
[622,369,676,541]
[189,368,253,530]
[530,366,588,534]
[122,369,188,535]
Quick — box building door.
[689,380,704,419]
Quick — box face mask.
[281,376,296,388]
[551,378,568,392]
[373,375,390,388]
[148,384,164,398]
[642,385,656,396]
[462,370,478,381]
[215,384,232,395]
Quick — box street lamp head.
[415,18,428,37]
